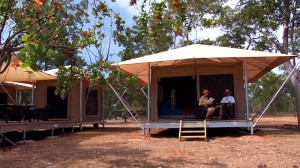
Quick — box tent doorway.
[0,93,8,104]
[158,76,196,119]
[46,87,68,119]
[86,89,98,115]
[199,74,235,117]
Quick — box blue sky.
[82,0,226,64]
[81,1,143,64]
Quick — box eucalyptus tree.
[216,0,300,128]
[115,0,229,60]
[0,0,90,71]
[249,72,296,115]
[0,0,126,98]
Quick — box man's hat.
[224,89,231,93]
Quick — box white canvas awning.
[0,54,56,82]
[1,82,34,91]
[43,65,71,76]
[113,44,296,85]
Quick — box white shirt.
[221,96,235,103]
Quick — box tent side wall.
[150,63,246,121]
[0,85,16,104]
[35,80,103,123]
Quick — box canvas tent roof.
[113,44,296,85]
[1,82,34,91]
[43,65,71,76]
[0,54,56,82]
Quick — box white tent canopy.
[43,65,72,76]
[1,82,34,91]
[0,54,56,82]
[113,44,295,84]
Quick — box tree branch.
[47,44,78,51]
[272,41,284,53]
[290,0,298,66]
[0,52,12,74]
[0,0,13,39]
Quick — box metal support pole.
[18,92,21,105]
[14,84,18,104]
[22,131,26,140]
[244,59,250,119]
[79,77,83,131]
[109,84,141,127]
[140,87,148,99]
[31,82,35,105]
[147,63,151,122]
[0,133,18,149]
[0,83,16,104]
[105,89,127,121]
[254,60,300,127]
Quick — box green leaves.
[21,34,31,42]
[249,72,296,114]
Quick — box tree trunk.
[285,61,300,129]
[291,71,300,129]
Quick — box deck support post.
[61,128,64,133]
[22,130,26,140]
[51,128,54,136]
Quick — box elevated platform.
[0,121,76,139]
[142,119,254,134]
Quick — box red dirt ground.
[0,116,299,168]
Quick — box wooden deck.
[0,121,77,140]
[141,119,254,134]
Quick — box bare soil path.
[0,116,299,168]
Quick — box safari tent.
[35,69,104,125]
[0,54,103,128]
[113,44,296,134]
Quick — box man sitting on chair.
[219,89,235,119]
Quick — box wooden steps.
[179,120,207,141]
